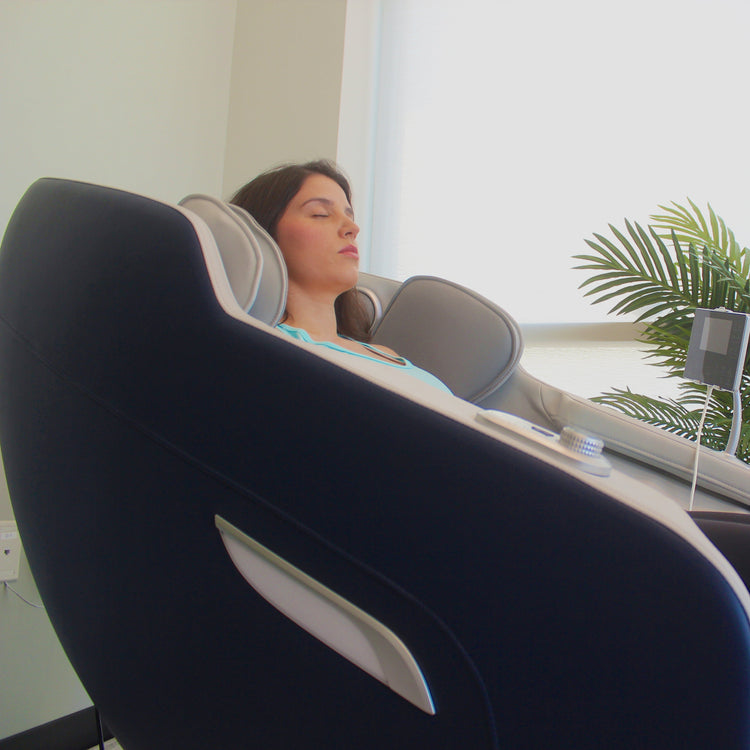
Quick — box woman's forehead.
[295,173,351,208]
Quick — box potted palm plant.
[574,200,750,462]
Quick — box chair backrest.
[2,178,750,749]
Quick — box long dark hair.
[230,160,372,341]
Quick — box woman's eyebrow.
[301,197,354,217]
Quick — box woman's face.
[274,173,360,296]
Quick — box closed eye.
[302,197,354,220]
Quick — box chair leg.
[94,706,106,750]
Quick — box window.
[339,0,750,325]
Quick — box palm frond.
[590,387,750,454]
[591,389,698,438]
[637,325,689,376]
[573,220,705,317]
[698,252,750,312]
[650,199,748,261]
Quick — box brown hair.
[230,160,371,341]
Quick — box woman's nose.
[341,216,360,239]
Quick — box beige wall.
[222,0,347,198]
[0,0,348,739]
[0,0,237,233]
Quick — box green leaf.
[610,223,647,275]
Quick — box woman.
[231,160,451,393]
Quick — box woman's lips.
[339,245,359,259]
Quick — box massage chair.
[1,178,750,749]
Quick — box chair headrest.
[178,194,287,325]
[368,275,524,402]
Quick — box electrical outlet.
[0,521,21,582]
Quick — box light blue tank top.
[277,323,452,394]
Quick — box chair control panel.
[476,410,611,477]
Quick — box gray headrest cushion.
[179,194,287,326]
[227,204,288,326]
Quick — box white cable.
[689,384,714,511]
[3,580,44,608]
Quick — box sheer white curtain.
[341,0,750,324]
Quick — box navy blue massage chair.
[2,178,750,749]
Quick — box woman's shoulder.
[276,322,313,342]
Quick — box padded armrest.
[542,384,750,506]
[484,366,750,507]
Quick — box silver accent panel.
[356,286,384,332]
[215,515,436,715]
